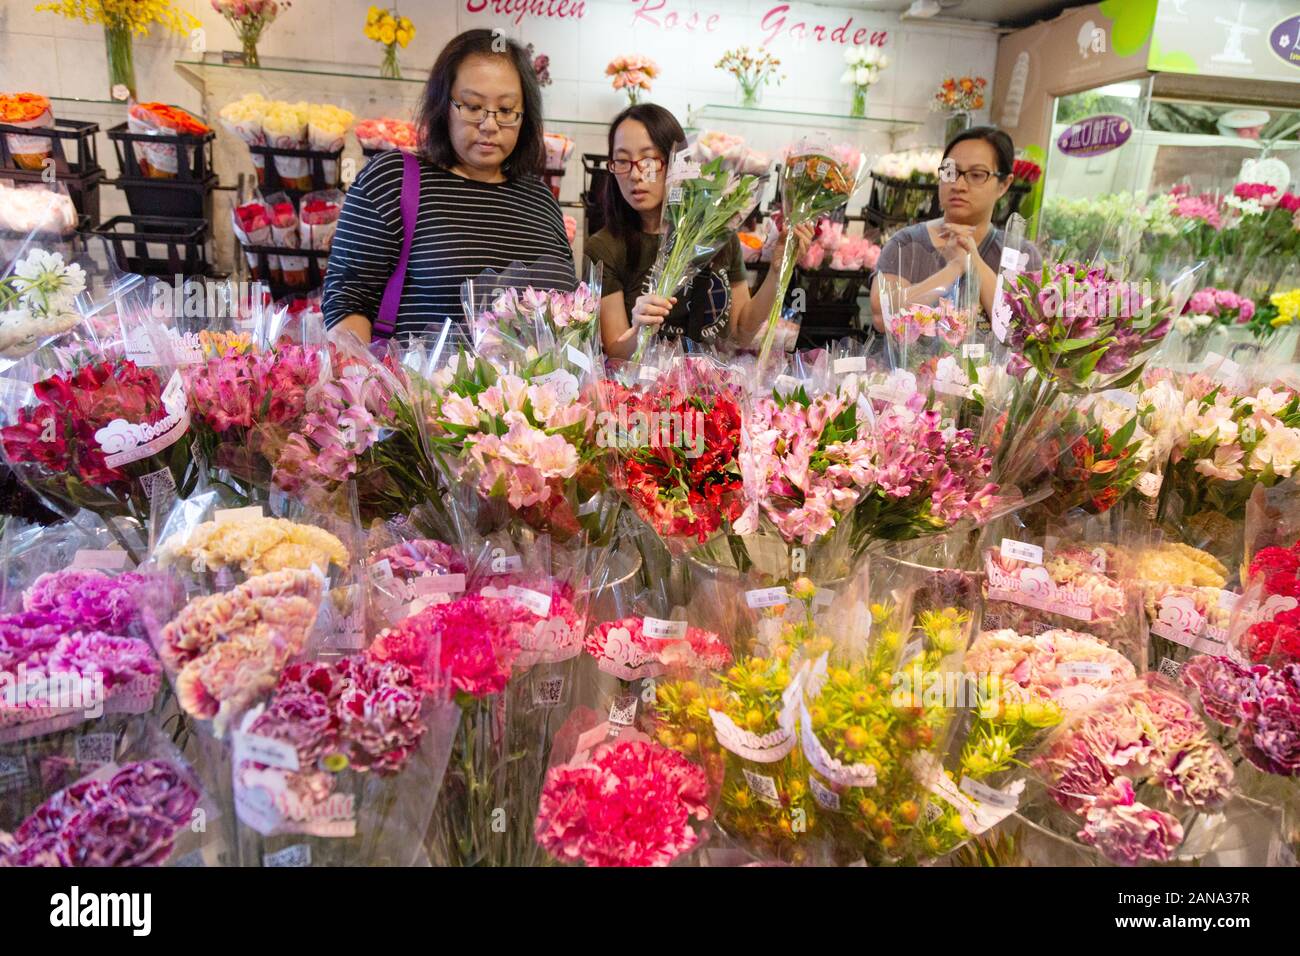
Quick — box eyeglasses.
[937,162,1005,187]
[450,99,523,128]
[606,157,667,176]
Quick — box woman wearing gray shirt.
[871,127,1040,328]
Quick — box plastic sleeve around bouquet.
[727,349,874,583]
[1,94,55,171]
[126,103,210,180]
[0,322,199,561]
[228,643,450,865]
[232,198,276,277]
[597,349,746,558]
[219,93,269,183]
[306,104,353,185]
[634,147,761,361]
[755,138,872,366]
[1023,674,1236,866]
[297,188,343,253]
[264,191,308,287]
[878,246,985,410]
[0,527,164,745]
[979,519,1148,671]
[0,213,89,360]
[0,721,221,867]
[462,256,603,363]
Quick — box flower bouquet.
[0,248,86,359]
[535,737,712,867]
[0,93,55,171]
[1028,675,1235,865]
[606,55,658,106]
[1173,287,1256,360]
[757,139,870,365]
[1,348,198,559]
[125,102,211,180]
[464,261,603,360]
[634,151,760,361]
[365,5,415,80]
[1182,655,1300,786]
[716,46,783,109]
[1232,540,1300,667]
[213,0,290,68]
[840,44,889,118]
[355,117,417,154]
[598,353,745,556]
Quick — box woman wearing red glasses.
[871,126,1040,327]
[586,103,812,359]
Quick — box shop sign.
[1270,16,1300,69]
[1056,114,1132,158]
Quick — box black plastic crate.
[246,143,344,194]
[238,243,330,299]
[107,120,215,182]
[0,166,105,224]
[867,173,939,224]
[93,216,210,277]
[0,118,101,176]
[112,173,216,221]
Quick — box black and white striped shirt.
[323,151,576,336]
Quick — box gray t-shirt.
[875,221,1042,284]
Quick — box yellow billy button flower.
[1022,698,1062,729]
[843,725,870,752]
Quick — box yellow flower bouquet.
[365,5,415,80]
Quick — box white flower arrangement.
[840,44,890,89]
[0,249,86,359]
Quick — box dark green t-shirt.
[584,228,747,344]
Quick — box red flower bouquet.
[600,358,745,554]
[1,357,194,553]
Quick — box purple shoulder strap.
[373,151,421,339]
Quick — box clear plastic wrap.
[462,258,603,360]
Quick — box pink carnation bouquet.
[606,54,659,105]
[1029,675,1235,865]
[535,738,711,866]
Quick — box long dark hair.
[417,29,545,180]
[602,103,686,262]
[942,125,1014,178]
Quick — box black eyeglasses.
[606,157,667,176]
[450,99,523,128]
[937,162,1005,186]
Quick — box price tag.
[834,356,867,374]
[1218,590,1240,611]
[1058,661,1112,680]
[369,559,394,583]
[490,553,523,574]
[746,586,789,609]
[234,730,301,771]
[410,573,466,596]
[506,585,552,617]
[642,616,688,640]
[1135,472,1162,497]
[566,345,592,372]
[638,366,661,382]
[774,374,800,394]
[959,775,1020,810]
[71,549,130,571]
[961,343,986,361]
[999,246,1023,272]
[263,844,312,868]
[1000,538,1043,565]
[215,506,263,524]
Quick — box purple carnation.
[62,800,181,867]
[46,632,160,690]
[0,612,66,670]
[22,570,148,638]
[1181,655,1253,726]
[109,760,201,827]
[247,690,340,768]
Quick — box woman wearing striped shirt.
[324,29,574,343]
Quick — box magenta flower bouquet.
[1029,675,1235,865]
[1181,655,1300,781]
[535,738,711,867]
[0,759,201,867]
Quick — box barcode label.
[410,574,466,596]
[1058,661,1112,680]
[0,755,27,793]
[75,734,115,770]
[533,675,565,707]
[263,844,312,868]
[808,774,841,811]
[369,559,394,582]
[1001,538,1043,564]
[490,554,523,573]
[608,695,638,726]
[742,769,781,806]
[961,343,986,360]
[746,587,789,609]
[834,356,867,374]
[642,616,688,640]
[668,186,683,204]
[999,246,1022,271]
